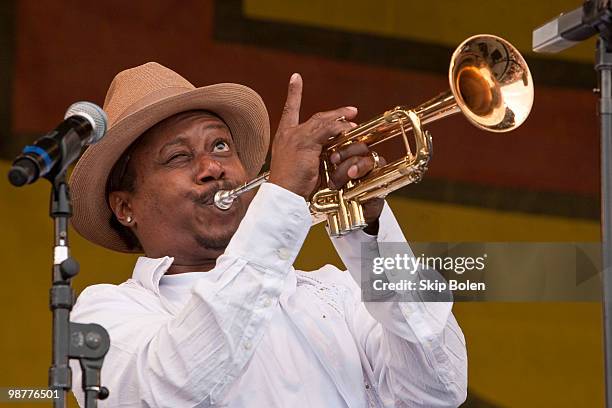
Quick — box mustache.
[190,180,239,206]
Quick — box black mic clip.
[533,0,612,53]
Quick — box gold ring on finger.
[371,151,380,169]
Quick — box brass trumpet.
[214,34,534,237]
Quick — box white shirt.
[70,183,467,407]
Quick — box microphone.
[8,101,107,186]
[533,0,612,53]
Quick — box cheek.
[225,156,249,181]
[132,177,186,221]
[240,189,257,208]
[132,190,165,223]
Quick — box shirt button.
[263,297,272,307]
[278,248,291,260]
[243,341,252,350]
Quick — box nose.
[195,156,225,184]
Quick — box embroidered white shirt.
[70,183,467,407]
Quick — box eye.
[213,140,230,153]
[166,152,191,163]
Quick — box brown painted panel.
[11,0,599,197]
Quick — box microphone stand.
[534,2,612,405]
[598,36,612,408]
[7,101,110,407]
[48,173,110,407]
[43,140,110,407]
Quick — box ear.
[108,191,135,227]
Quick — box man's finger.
[309,106,358,125]
[277,73,303,132]
[329,142,369,165]
[328,156,367,189]
[308,118,356,146]
[329,154,387,189]
[303,106,358,145]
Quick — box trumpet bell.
[450,35,534,132]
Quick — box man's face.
[111,111,253,259]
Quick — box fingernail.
[346,106,358,112]
[330,152,340,164]
[350,122,358,128]
[348,165,359,178]
[290,73,300,83]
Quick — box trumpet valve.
[348,200,367,230]
[327,213,342,237]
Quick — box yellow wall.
[0,158,602,407]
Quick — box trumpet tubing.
[214,34,534,237]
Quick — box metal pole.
[49,179,73,408]
[597,37,612,408]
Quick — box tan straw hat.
[69,62,270,252]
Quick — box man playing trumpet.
[69,62,467,407]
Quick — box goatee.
[194,232,232,251]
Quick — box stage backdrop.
[0,0,603,406]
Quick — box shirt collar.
[132,256,175,294]
[132,255,299,298]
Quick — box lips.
[195,190,216,206]
[194,187,221,206]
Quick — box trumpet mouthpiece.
[214,190,235,210]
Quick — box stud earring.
[126,216,133,224]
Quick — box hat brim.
[69,83,269,253]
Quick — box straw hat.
[69,62,270,252]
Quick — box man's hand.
[268,73,385,234]
[268,73,358,199]
[328,142,387,234]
